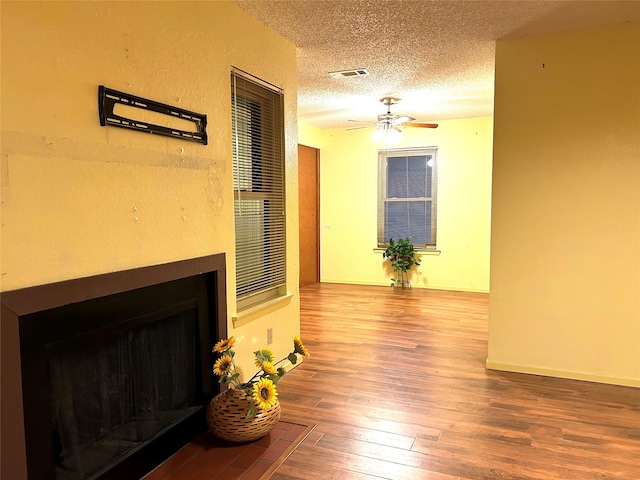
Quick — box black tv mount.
[98,85,208,145]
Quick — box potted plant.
[382,237,421,288]
[206,336,310,442]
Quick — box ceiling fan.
[348,96,439,131]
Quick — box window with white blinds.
[231,69,286,309]
[377,147,438,249]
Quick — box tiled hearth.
[143,421,313,480]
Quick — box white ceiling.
[232,0,640,129]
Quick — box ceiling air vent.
[329,69,370,79]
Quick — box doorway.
[298,144,320,287]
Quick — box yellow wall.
[488,23,640,387]
[299,122,325,149]
[301,117,493,292]
[1,1,300,376]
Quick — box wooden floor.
[272,283,640,480]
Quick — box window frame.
[377,146,438,250]
[231,68,286,311]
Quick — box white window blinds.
[231,69,286,308]
[378,147,438,248]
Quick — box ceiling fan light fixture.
[352,95,436,143]
[384,127,402,145]
[372,126,402,145]
[371,128,385,143]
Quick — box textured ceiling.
[232,0,640,129]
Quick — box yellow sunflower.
[252,378,278,410]
[260,361,277,375]
[254,348,275,367]
[293,336,310,358]
[213,336,236,353]
[213,355,233,376]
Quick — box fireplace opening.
[50,309,198,480]
[1,254,227,480]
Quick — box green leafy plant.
[382,237,421,287]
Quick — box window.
[377,147,438,249]
[231,69,285,310]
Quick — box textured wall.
[1,5,300,474]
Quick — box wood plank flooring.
[272,283,640,480]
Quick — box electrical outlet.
[267,327,273,345]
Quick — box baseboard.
[318,279,490,294]
[485,359,640,388]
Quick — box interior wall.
[0,0,300,384]
[303,117,493,293]
[488,22,640,387]
[299,122,325,149]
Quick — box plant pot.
[205,388,281,442]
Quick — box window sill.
[373,248,441,255]
[232,293,293,328]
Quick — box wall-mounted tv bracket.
[98,85,208,145]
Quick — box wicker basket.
[206,388,281,442]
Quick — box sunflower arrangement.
[212,336,310,419]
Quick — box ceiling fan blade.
[346,118,376,131]
[406,122,439,129]
[392,115,415,125]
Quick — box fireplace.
[1,254,227,480]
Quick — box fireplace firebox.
[1,254,227,480]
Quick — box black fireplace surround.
[1,254,228,480]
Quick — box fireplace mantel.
[1,254,227,480]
